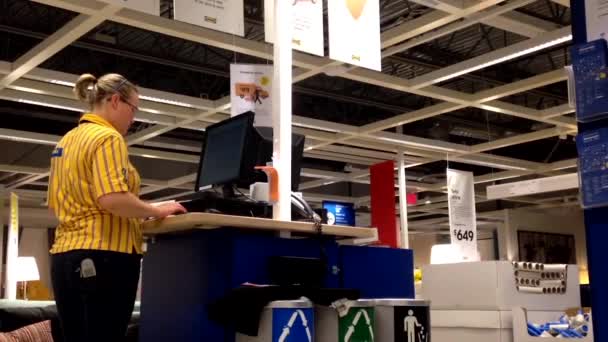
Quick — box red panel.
[370,160,398,248]
[407,193,418,205]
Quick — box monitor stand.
[178,185,273,218]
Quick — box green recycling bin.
[374,299,430,342]
[236,298,314,342]
[316,299,375,342]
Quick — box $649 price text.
[453,229,474,241]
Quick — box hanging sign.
[447,169,478,262]
[230,64,273,127]
[264,0,324,56]
[174,0,245,36]
[328,0,381,70]
[100,0,160,15]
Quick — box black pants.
[51,249,142,342]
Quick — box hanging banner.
[4,193,18,299]
[230,64,273,127]
[264,0,324,57]
[447,169,478,262]
[174,0,244,36]
[328,0,381,71]
[585,0,608,42]
[99,0,160,15]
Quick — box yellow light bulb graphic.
[346,0,367,20]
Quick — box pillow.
[0,320,53,342]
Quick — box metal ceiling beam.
[32,0,567,124]
[341,68,576,129]
[0,87,207,131]
[1,63,576,187]
[0,3,120,90]
[2,2,579,192]
[541,103,575,119]
[408,26,572,89]
[306,68,572,159]
[2,79,563,173]
[470,68,567,103]
[482,10,561,37]
[383,0,537,57]
[410,0,559,38]
[5,9,574,159]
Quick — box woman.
[47,73,187,342]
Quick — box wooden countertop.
[142,212,377,239]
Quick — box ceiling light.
[429,33,572,85]
[139,95,193,108]
[50,80,75,87]
[138,107,161,114]
[12,86,45,94]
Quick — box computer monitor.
[195,111,305,196]
[237,126,305,192]
[195,112,258,194]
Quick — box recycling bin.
[375,299,430,342]
[236,298,314,342]
[316,299,376,342]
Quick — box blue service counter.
[138,214,414,341]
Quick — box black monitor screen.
[196,113,253,190]
[236,127,305,191]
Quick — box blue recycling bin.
[236,299,315,342]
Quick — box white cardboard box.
[431,309,575,342]
[422,261,580,311]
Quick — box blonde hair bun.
[73,73,97,104]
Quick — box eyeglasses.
[109,78,138,112]
[119,96,139,113]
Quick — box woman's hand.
[153,202,187,218]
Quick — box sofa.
[0,300,140,341]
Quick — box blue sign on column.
[576,127,608,208]
[272,308,314,342]
[571,39,608,122]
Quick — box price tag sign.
[447,169,478,262]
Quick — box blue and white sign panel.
[577,128,608,208]
[571,39,608,122]
[323,201,356,226]
[272,308,314,342]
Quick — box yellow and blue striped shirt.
[48,113,142,254]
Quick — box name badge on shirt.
[51,147,63,157]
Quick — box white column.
[272,0,293,221]
[4,192,18,299]
[397,150,409,249]
[396,126,409,249]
